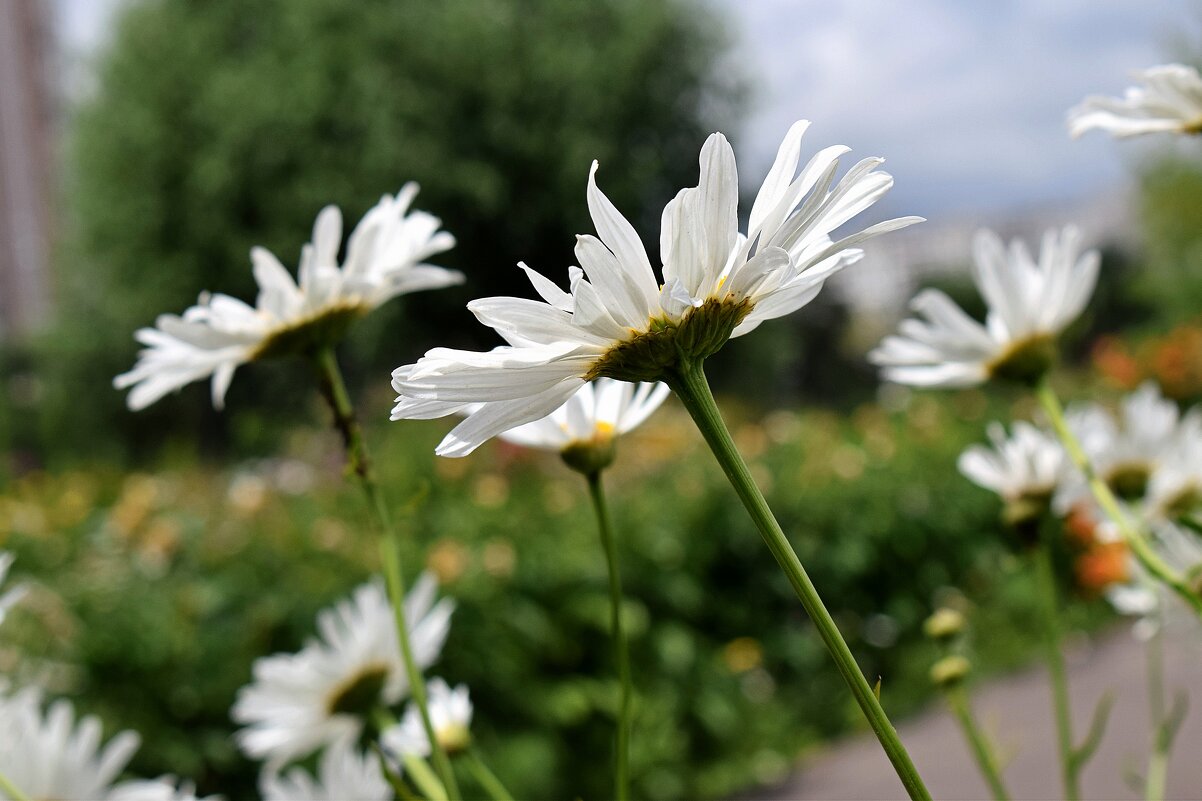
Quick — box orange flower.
[1075,541,1130,593]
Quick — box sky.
[52,0,1201,219]
[718,0,1200,218]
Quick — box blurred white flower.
[0,552,24,626]
[115,185,459,411]
[392,121,919,456]
[870,226,1099,387]
[1069,64,1202,139]
[107,778,216,801]
[1055,383,1183,516]
[494,379,668,452]
[958,421,1066,507]
[0,687,172,801]
[1098,522,1202,638]
[261,742,391,801]
[382,678,473,759]
[232,575,453,769]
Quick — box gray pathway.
[750,624,1202,800]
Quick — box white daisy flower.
[0,552,25,626]
[0,687,149,801]
[382,678,473,759]
[1068,64,1202,139]
[1055,383,1182,516]
[1145,406,1202,522]
[107,778,217,801]
[869,226,1099,387]
[261,742,391,801]
[958,421,1066,517]
[1099,522,1202,637]
[232,574,453,769]
[115,185,460,411]
[491,379,669,453]
[392,121,920,456]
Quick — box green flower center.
[586,298,752,382]
[1163,486,1202,520]
[986,334,1057,386]
[251,301,369,361]
[561,431,617,475]
[1105,462,1150,502]
[327,664,390,717]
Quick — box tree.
[47,0,741,459]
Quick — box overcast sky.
[718,0,1200,218]
[53,0,1200,218]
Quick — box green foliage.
[0,388,1105,799]
[44,0,739,460]
[1138,152,1202,324]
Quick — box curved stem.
[585,471,632,801]
[1033,540,1079,801]
[1145,622,1167,801]
[0,770,30,801]
[946,686,1011,800]
[312,346,461,801]
[665,360,931,801]
[1035,380,1202,618]
[466,748,516,801]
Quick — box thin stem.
[946,686,1011,800]
[404,754,450,801]
[585,471,632,801]
[1035,380,1202,618]
[312,346,461,801]
[0,770,30,801]
[1145,623,1167,801]
[466,748,516,801]
[665,361,931,801]
[1033,540,1079,801]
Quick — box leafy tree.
[45,0,741,461]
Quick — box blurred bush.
[35,0,740,463]
[0,387,1104,799]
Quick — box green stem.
[1145,623,1167,801]
[1035,380,1202,618]
[312,346,461,801]
[665,360,931,801]
[465,748,516,801]
[946,686,1011,800]
[1033,540,1079,801]
[405,754,450,801]
[585,471,632,801]
[0,770,30,801]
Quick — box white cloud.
[718,0,1198,214]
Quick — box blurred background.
[3,0,1202,798]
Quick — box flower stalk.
[466,748,516,801]
[584,470,633,801]
[1035,379,1202,618]
[0,771,30,801]
[1032,539,1079,801]
[312,346,460,801]
[665,358,930,801]
[945,686,1010,801]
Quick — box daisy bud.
[922,608,966,643]
[930,655,972,689]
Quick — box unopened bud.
[930,655,971,688]
[923,608,966,642]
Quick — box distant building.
[0,0,55,340]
